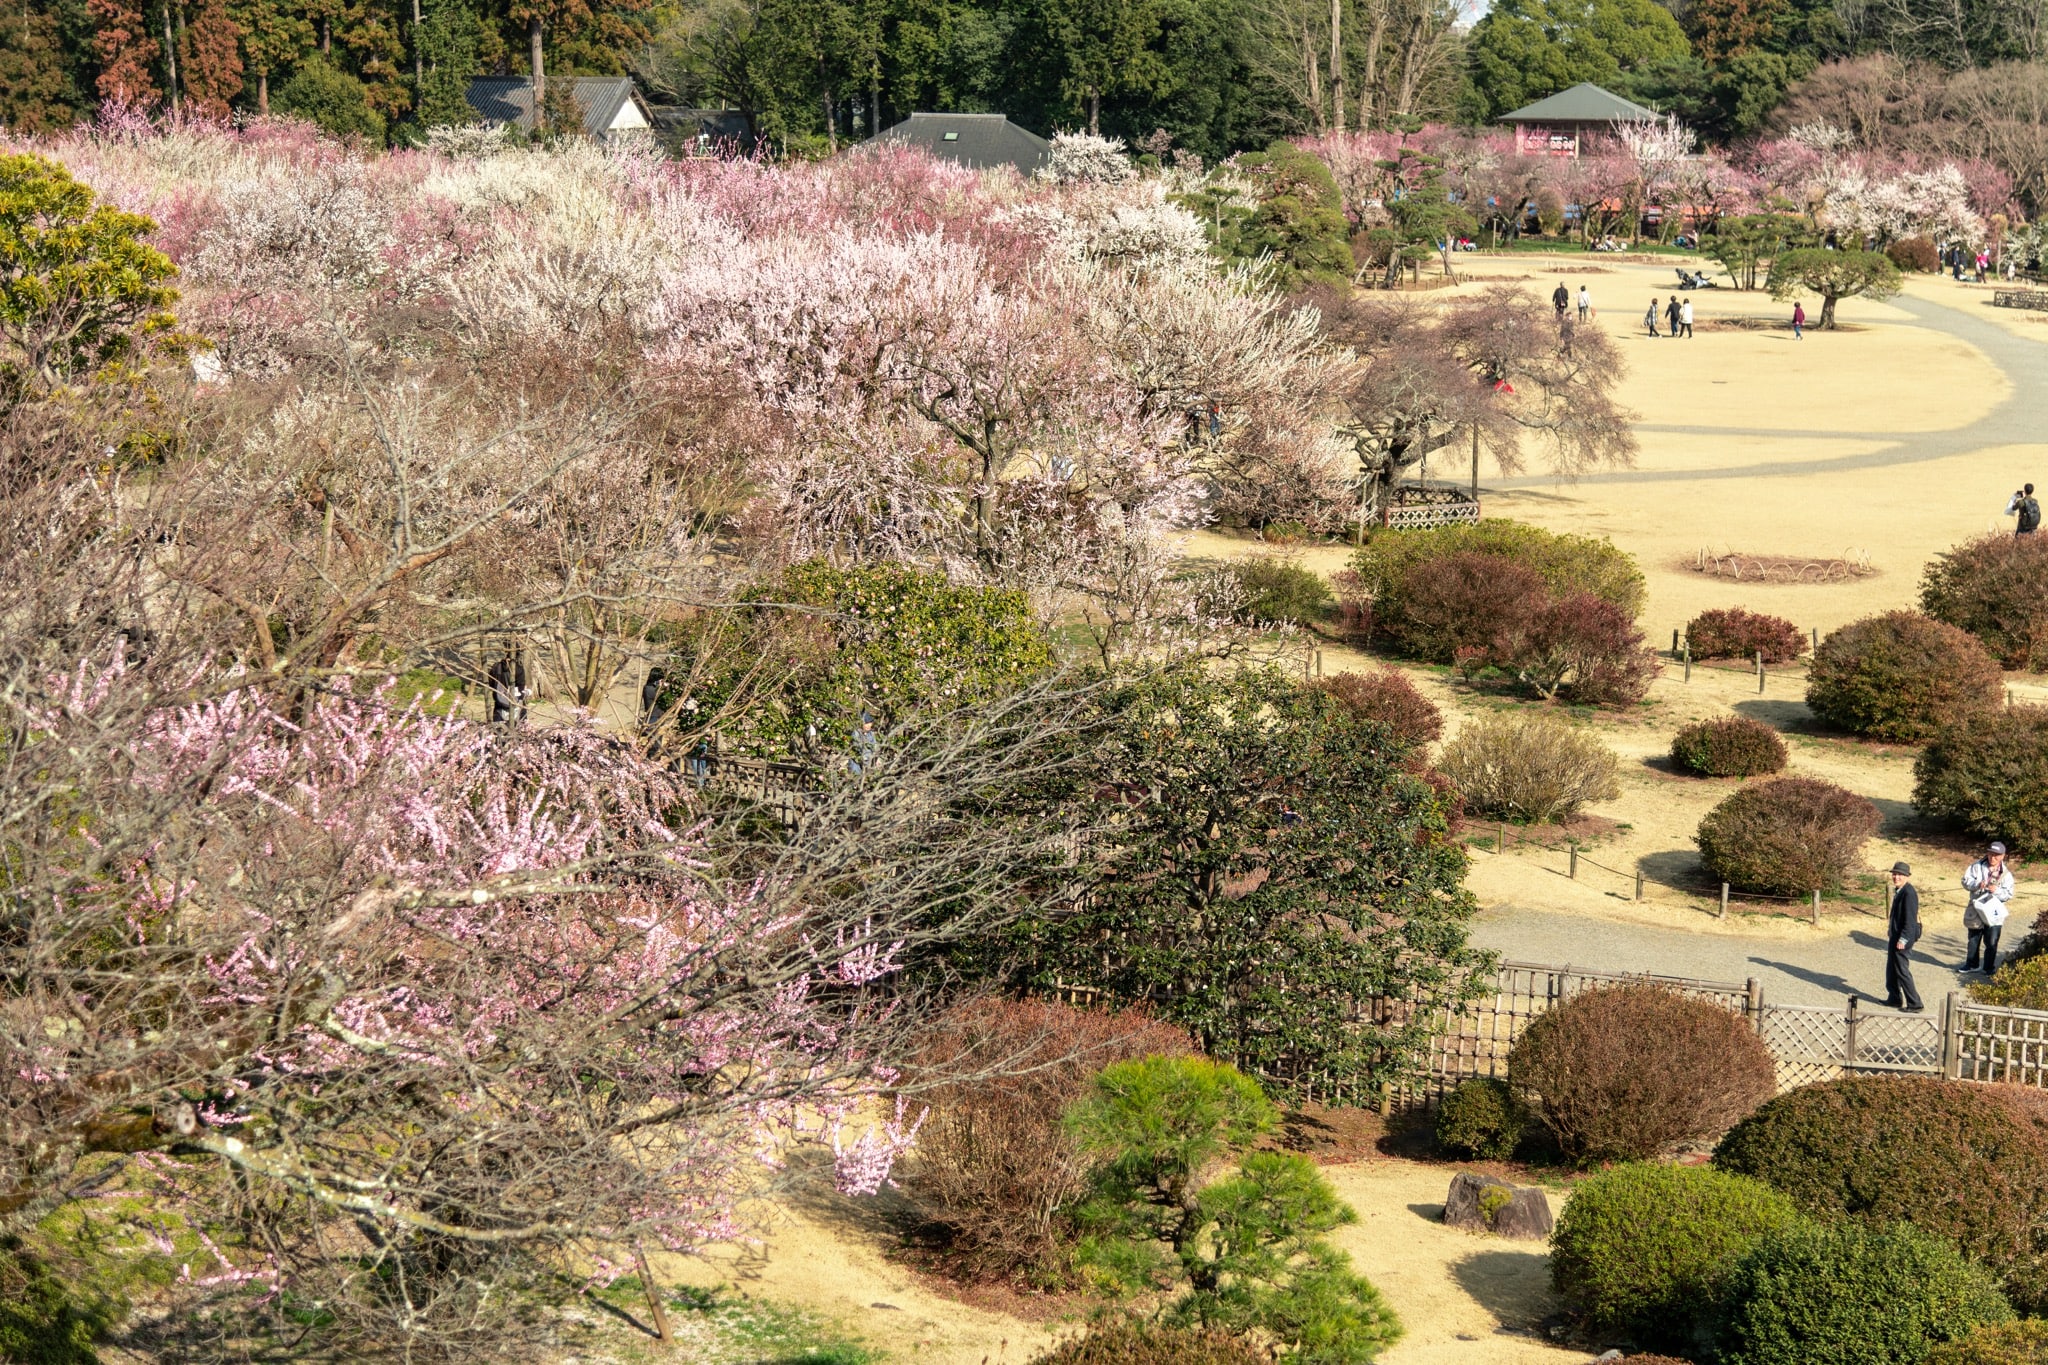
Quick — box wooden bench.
[1992,289,2048,310]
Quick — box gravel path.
[1470,905,2002,1010]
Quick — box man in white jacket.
[1963,841,2016,974]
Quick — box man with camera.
[2007,483,2040,535]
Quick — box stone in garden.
[1443,1171,1554,1239]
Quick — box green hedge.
[1549,1163,1798,1352]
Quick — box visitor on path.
[1962,842,2015,974]
[1679,298,1695,338]
[1558,315,1576,356]
[1884,862,1923,1012]
[1665,296,1682,336]
[1977,251,1990,283]
[1791,302,1805,339]
[1577,285,1592,321]
[1644,299,1661,337]
[1553,281,1570,319]
[2008,483,2040,534]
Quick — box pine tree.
[89,0,163,105]
[180,0,245,118]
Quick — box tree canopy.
[1465,0,1691,120]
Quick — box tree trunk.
[413,0,424,97]
[162,2,180,112]
[321,17,330,53]
[823,78,836,152]
[1820,291,1839,328]
[258,69,268,114]
[1330,0,1344,136]
[1087,86,1100,135]
[529,15,545,129]
[1394,13,1424,115]
[869,63,881,136]
[1361,11,1385,129]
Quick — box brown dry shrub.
[1507,984,1776,1165]
[1695,776,1881,896]
[1311,669,1443,748]
[902,998,1193,1284]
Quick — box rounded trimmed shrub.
[1434,1076,1526,1160]
[1926,1319,2048,1365]
[1550,1163,1798,1351]
[1229,556,1333,625]
[1920,533,2048,669]
[1438,711,1621,824]
[1887,235,1941,272]
[1708,1220,2011,1365]
[1685,608,1806,664]
[1386,550,1546,662]
[1913,706,2048,856]
[1507,985,1777,1165]
[1670,716,1788,777]
[1312,669,1443,748]
[1713,1075,2048,1309]
[1806,611,2004,743]
[1028,1318,1272,1365]
[1694,776,1881,896]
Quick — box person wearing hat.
[1963,841,2016,974]
[1884,861,1923,1011]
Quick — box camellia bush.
[1670,716,1789,777]
[1507,985,1777,1165]
[1549,1163,1799,1352]
[1920,533,2048,669]
[1806,611,2005,742]
[1714,1075,2048,1310]
[1695,776,1882,895]
[1685,607,1806,664]
[1914,706,2048,856]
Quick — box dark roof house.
[1498,83,1662,157]
[868,113,1050,175]
[465,76,651,139]
[646,106,756,155]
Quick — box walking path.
[1472,901,2006,1010]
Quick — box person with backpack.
[2008,483,2040,535]
[1553,281,1570,319]
[1962,841,2015,974]
[1577,285,1592,322]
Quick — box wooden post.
[1941,991,1961,1079]
[1672,628,1680,655]
[1683,644,1691,682]
[1720,882,1730,918]
[1315,649,1324,678]
[1745,977,1764,1032]
[1811,888,1821,925]
[633,1243,673,1346]
[1499,822,1507,854]
[1811,626,1820,655]
[1634,870,1645,901]
[1470,424,1479,500]
[1756,649,1765,694]
[1569,844,1578,879]
[1845,994,1861,1066]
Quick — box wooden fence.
[1378,958,2048,1112]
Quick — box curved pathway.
[1497,290,2048,487]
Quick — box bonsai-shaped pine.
[1065,1056,1403,1365]
[0,153,179,393]
[1766,248,1901,329]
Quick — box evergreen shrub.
[1971,955,2048,1010]
[1709,1220,2010,1365]
[1507,985,1776,1165]
[1685,608,1806,663]
[1913,706,2048,855]
[1230,557,1333,625]
[1714,1075,2048,1309]
[1806,611,2004,742]
[1434,1076,1526,1160]
[1670,716,1788,777]
[1694,776,1881,895]
[1920,533,2048,669]
[1925,1319,2048,1365]
[1549,1163,1798,1352]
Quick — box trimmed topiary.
[1550,1163,1799,1352]
[1434,1076,1526,1161]
[1694,776,1881,896]
[1713,1075,2048,1311]
[1926,1319,2048,1365]
[1028,1317,1272,1365]
[1508,984,1777,1166]
[1920,533,2048,669]
[1913,706,2048,856]
[1670,716,1788,777]
[1312,669,1443,749]
[1708,1220,2011,1365]
[1685,608,1806,664]
[1438,711,1621,824]
[1806,611,2004,742]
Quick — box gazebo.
[1498,83,1661,158]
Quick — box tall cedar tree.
[505,0,651,130]
[0,2,88,132]
[231,0,315,113]
[413,0,483,126]
[89,0,162,104]
[1017,665,1482,1096]
[179,0,245,119]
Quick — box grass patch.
[586,1283,883,1364]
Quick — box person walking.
[1791,301,1805,339]
[1577,285,1592,322]
[2007,483,2040,535]
[1644,298,1661,338]
[1665,296,1682,337]
[1962,841,2015,974]
[1558,314,1576,356]
[1883,861,1923,1011]
[1553,280,1570,320]
[1679,297,1695,338]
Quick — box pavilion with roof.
[1498,83,1661,157]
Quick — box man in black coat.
[1884,861,1923,1011]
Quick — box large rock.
[1442,1170,1554,1240]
